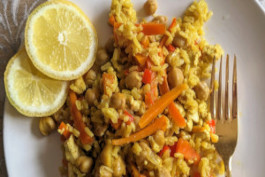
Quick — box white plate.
[4,0,265,176]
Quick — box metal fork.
[210,54,238,177]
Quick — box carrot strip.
[169,17,177,32]
[159,36,167,48]
[139,84,188,128]
[159,76,170,95]
[69,91,93,144]
[58,122,71,139]
[142,23,166,35]
[112,116,167,146]
[159,77,186,128]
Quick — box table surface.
[0,0,264,176]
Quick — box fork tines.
[210,54,238,120]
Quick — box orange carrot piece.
[159,77,186,128]
[175,138,200,163]
[134,54,148,67]
[167,44,176,52]
[58,122,71,139]
[159,76,170,95]
[145,91,154,106]
[111,119,122,130]
[145,58,154,69]
[159,36,167,48]
[139,84,188,128]
[102,73,115,96]
[169,17,177,32]
[112,116,167,146]
[142,23,166,35]
[141,36,149,48]
[109,15,115,26]
[168,103,186,128]
[69,91,93,144]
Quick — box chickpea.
[105,38,115,54]
[156,167,171,177]
[152,16,168,24]
[76,156,93,173]
[93,123,108,137]
[39,117,56,136]
[173,35,186,48]
[167,67,184,89]
[153,130,165,148]
[85,69,97,87]
[125,71,142,89]
[110,93,126,109]
[99,165,113,177]
[144,0,158,15]
[96,49,109,66]
[112,156,126,177]
[194,81,210,101]
[85,89,98,106]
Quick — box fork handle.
[225,157,232,177]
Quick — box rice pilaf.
[41,0,225,176]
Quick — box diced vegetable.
[69,91,93,144]
[145,82,158,107]
[171,138,200,163]
[142,23,166,35]
[139,84,188,129]
[169,17,177,32]
[159,76,170,95]
[134,54,148,67]
[145,58,154,69]
[111,119,123,130]
[109,15,115,26]
[192,172,201,177]
[145,91,154,106]
[158,145,170,157]
[112,116,167,146]
[168,103,186,128]
[124,110,134,125]
[167,44,176,52]
[208,119,216,134]
[151,82,158,98]
[102,73,115,96]
[58,122,71,139]
[142,69,153,84]
[141,36,149,48]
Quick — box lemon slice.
[25,0,98,80]
[4,48,68,117]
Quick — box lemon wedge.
[25,0,98,80]
[4,48,68,117]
